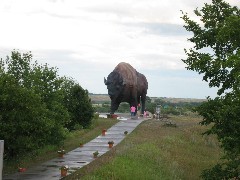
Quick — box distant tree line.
[0,50,94,159]
[145,97,202,115]
[93,96,203,115]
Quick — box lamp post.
[156,105,161,120]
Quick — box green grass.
[65,116,223,180]
[3,118,118,176]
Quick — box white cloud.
[0,0,233,98]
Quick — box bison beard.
[104,62,148,115]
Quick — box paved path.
[4,116,145,180]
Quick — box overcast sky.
[0,0,238,99]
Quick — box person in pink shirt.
[130,106,136,117]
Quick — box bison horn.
[104,77,107,85]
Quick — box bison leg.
[141,94,146,114]
[137,96,140,105]
[110,101,120,114]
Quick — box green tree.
[117,102,130,113]
[0,69,65,158]
[0,51,69,159]
[181,0,240,178]
[62,78,94,130]
[145,101,156,114]
[146,96,151,103]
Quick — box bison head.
[104,71,125,100]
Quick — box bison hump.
[114,62,137,86]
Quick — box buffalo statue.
[104,62,148,115]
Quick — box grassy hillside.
[89,94,111,103]
[65,115,222,180]
[89,94,206,104]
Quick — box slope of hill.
[89,94,206,103]
[89,94,110,103]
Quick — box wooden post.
[0,140,4,180]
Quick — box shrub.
[0,74,66,158]
[63,83,94,130]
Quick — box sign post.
[0,140,4,180]
[156,105,161,120]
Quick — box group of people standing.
[130,105,147,117]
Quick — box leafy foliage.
[63,80,94,130]
[0,50,93,159]
[181,0,240,178]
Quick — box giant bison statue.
[104,62,148,115]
